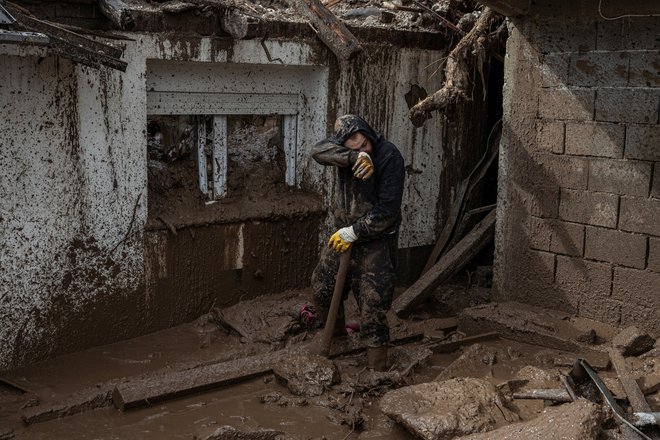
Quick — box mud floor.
[1,288,658,439]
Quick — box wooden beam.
[287,0,361,61]
[113,322,427,411]
[422,179,468,274]
[512,388,572,402]
[429,332,499,353]
[7,4,122,58]
[393,209,496,317]
[97,0,135,30]
[7,4,126,72]
[112,351,283,411]
[608,348,652,413]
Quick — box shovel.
[318,249,351,357]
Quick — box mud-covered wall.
[494,7,660,335]
[0,52,146,369]
[325,45,488,253]
[0,30,470,370]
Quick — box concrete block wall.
[494,11,660,335]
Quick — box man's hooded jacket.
[311,115,405,242]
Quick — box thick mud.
[1,288,658,439]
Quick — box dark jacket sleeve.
[311,140,359,168]
[352,151,405,240]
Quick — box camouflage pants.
[311,234,397,347]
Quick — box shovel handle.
[318,249,351,357]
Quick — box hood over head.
[328,115,381,146]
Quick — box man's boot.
[367,346,388,371]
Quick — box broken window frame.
[147,91,300,199]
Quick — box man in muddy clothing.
[310,115,405,371]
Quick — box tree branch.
[409,7,503,126]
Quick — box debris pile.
[2,291,660,438]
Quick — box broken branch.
[409,7,502,125]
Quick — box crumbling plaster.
[0,32,451,370]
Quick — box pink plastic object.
[298,304,317,326]
[345,322,360,335]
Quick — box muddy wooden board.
[112,316,434,411]
[459,302,611,369]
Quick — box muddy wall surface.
[494,6,660,335]
[0,29,475,370]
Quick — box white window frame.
[148,91,300,199]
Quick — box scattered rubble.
[193,425,284,440]
[3,292,660,439]
[612,326,656,357]
[458,399,603,440]
[380,377,519,439]
[273,354,339,396]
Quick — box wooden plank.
[460,303,611,370]
[421,178,468,274]
[429,332,499,353]
[7,4,126,72]
[512,388,572,402]
[112,351,284,411]
[393,209,496,317]
[113,323,427,411]
[608,348,652,413]
[287,0,361,61]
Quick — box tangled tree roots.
[409,7,505,126]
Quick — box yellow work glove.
[352,152,374,180]
[328,226,357,253]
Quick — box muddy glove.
[352,152,374,180]
[328,226,357,253]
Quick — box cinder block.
[556,255,612,302]
[648,237,660,273]
[536,121,564,154]
[652,165,660,199]
[585,226,647,269]
[620,304,660,338]
[539,87,595,121]
[530,217,585,257]
[596,88,660,124]
[568,51,629,87]
[579,296,621,326]
[625,124,660,161]
[629,51,660,87]
[539,53,570,88]
[530,184,560,219]
[538,18,597,53]
[619,196,660,236]
[597,17,659,51]
[565,122,624,158]
[588,159,652,196]
[536,153,588,190]
[558,188,618,228]
[613,267,660,310]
